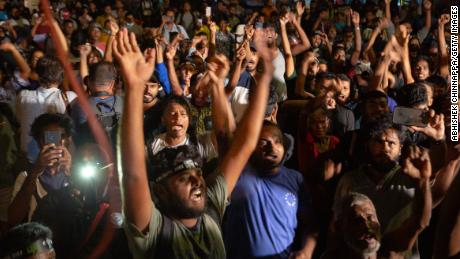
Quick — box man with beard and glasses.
[115,28,275,258]
[333,115,436,258]
[223,120,318,259]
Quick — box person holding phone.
[161,8,189,43]
[8,113,74,226]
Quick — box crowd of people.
[0,0,458,258]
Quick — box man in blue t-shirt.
[223,121,318,259]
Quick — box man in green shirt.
[114,28,276,258]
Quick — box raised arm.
[8,144,64,225]
[104,20,119,62]
[296,52,316,99]
[208,22,217,58]
[207,54,236,155]
[433,160,460,259]
[225,44,247,97]
[350,10,362,66]
[220,29,275,196]
[437,14,450,78]
[395,25,415,84]
[165,45,183,96]
[79,44,92,83]
[385,0,391,20]
[364,18,390,65]
[113,29,156,231]
[279,15,295,78]
[290,12,311,57]
[50,18,69,54]
[383,146,432,253]
[0,42,31,80]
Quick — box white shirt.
[16,87,76,160]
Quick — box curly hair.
[30,113,75,142]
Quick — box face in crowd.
[161,100,190,139]
[308,108,330,139]
[252,124,285,172]
[143,81,160,104]
[340,196,381,257]
[159,168,207,219]
[368,128,402,171]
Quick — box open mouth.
[172,125,184,131]
[190,188,203,201]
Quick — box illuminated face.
[309,109,330,138]
[334,49,346,64]
[337,80,351,105]
[164,169,207,218]
[265,26,277,45]
[415,59,430,81]
[364,97,389,120]
[31,50,44,69]
[143,82,160,103]
[89,27,101,41]
[246,51,259,72]
[368,128,401,168]
[162,102,190,138]
[253,125,285,170]
[342,199,381,257]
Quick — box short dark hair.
[361,90,388,105]
[30,113,75,142]
[36,56,64,86]
[336,73,351,83]
[361,113,405,143]
[0,222,53,258]
[161,95,192,119]
[88,61,118,86]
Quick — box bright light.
[80,165,96,179]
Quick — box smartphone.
[392,107,429,127]
[304,0,311,8]
[44,131,62,145]
[205,7,211,17]
[255,22,263,29]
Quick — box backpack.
[80,95,123,146]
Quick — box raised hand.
[384,0,391,5]
[438,14,450,26]
[109,20,119,35]
[279,15,289,27]
[207,53,230,80]
[235,44,247,62]
[113,28,155,88]
[79,44,92,57]
[34,144,64,174]
[423,0,432,11]
[287,12,298,24]
[351,10,360,26]
[403,145,432,180]
[295,1,305,17]
[165,45,177,60]
[245,24,255,40]
[56,144,72,176]
[409,111,445,141]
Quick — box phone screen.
[44,131,62,145]
[392,107,428,127]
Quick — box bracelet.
[355,26,360,31]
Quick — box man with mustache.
[326,145,432,258]
[116,28,275,258]
[333,114,439,258]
